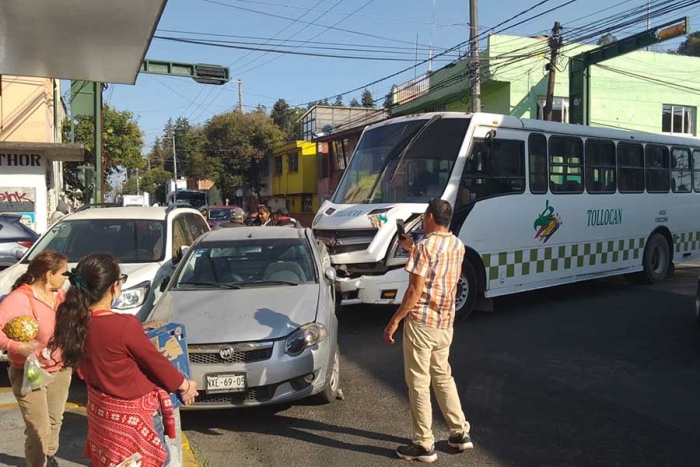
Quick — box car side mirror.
[324,267,337,282]
[172,245,190,265]
[160,277,171,293]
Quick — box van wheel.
[316,346,341,404]
[455,261,478,322]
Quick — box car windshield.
[332,118,470,204]
[208,209,232,220]
[174,238,317,288]
[25,219,166,263]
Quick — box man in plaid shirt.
[383,199,472,463]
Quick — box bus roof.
[366,112,700,148]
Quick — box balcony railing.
[391,72,430,106]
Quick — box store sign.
[0,153,42,167]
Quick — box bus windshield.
[332,117,470,204]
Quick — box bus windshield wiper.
[365,114,443,203]
[177,281,241,289]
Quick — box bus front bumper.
[337,268,409,306]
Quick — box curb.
[182,433,200,467]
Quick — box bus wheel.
[642,233,671,284]
[455,261,478,321]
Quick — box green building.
[391,34,700,137]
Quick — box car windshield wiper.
[177,281,241,289]
[242,280,300,287]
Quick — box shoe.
[448,432,474,451]
[396,443,438,463]
[46,456,59,467]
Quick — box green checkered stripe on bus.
[673,231,700,255]
[481,237,646,282]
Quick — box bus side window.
[528,133,548,194]
[459,138,525,204]
[671,147,692,193]
[585,139,616,194]
[618,143,644,193]
[693,150,700,193]
[646,145,670,193]
[549,136,583,193]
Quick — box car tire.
[317,345,341,404]
[455,261,478,322]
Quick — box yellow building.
[270,141,317,222]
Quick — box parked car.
[0,214,39,271]
[147,226,339,409]
[202,205,246,229]
[0,205,210,321]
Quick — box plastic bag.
[21,354,53,396]
[115,453,142,467]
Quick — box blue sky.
[100,0,699,152]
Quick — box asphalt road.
[182,268,700,467]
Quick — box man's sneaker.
[47,456,59,467]
[448,432,474,451]
[396,443,438,463]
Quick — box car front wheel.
[316,345,341,404]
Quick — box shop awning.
[0,0,168,84]
[0,142,85,162]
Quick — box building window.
[618,143,644,193]
[671,147,692,193]
[274,156,283,175]
[549,136,583,193]
[585,139,616,193]
[645,145,670,193]
[662,104,695,136]
[288,153,299,172]
[260,157,270,177]
[537,96,569,123]
[331,139,348,171]
[528,133,548,194]
[302,194,313,213]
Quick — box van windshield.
[332,118,470,204]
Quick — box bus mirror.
[484,129,496,148]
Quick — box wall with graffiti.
[0,187,37,230]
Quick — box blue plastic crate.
[143,322,191,409]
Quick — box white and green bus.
[312,112,700,318]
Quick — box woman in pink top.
[0,251,69,467]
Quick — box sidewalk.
[0,371,199,467]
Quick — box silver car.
[148,226,340,409]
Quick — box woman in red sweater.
[49,253,199,467]
[0,251,69,467]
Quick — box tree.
[349,98,361,107]
[361,89,376,108]
[597,33,617,46]
[62,104,144,201]
[383,91,393,110]
[140,167,172,203]
[203,111,284,200]
[333,95,343,106]
[678,32,700,57]
[271,98,304,141]
[121,177,140,195]
[320,98,330,105]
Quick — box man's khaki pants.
[403,318,470,450]
[8,366,72,467]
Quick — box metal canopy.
[0,0,167,84]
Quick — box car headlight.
[285,323,328,356]
[112,281,150,310]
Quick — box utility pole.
[469,0,481,112]
[172,134,178,181]
[429,0,436,73]
[238,79,243,112]
[646,0,651,51]
[544,22,562,121]
[136,169,140,195]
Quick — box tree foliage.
[349,98,361,107]
[62,104,144,201]
[203,111,284,200]
[361,89,376,107]
[677,32,700,57]
[271,98,304,141]
[597,33,618,46]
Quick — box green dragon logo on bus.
[534,200,561,243]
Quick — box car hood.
[148,284,320,343]
[0,261,163,297]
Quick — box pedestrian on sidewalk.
[255,205,273,226]
[49,253,200,467]
[0,251,71,467]
[383,199,473,463]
